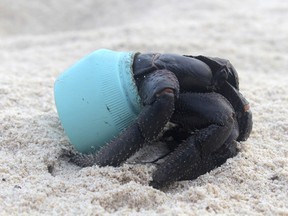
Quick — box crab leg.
[70,69,179,167]
[150,92,239,189]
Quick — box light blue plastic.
[54,49,142,153]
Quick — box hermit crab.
[55,50,252,189]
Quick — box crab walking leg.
[69,122,145,167]
[174,92,237,154]
[99,91,175,167]
[70,69,179,167]
[149,136,201,189]
[150,135,239,189]
[70,92,175,167]
[150,92,239,188]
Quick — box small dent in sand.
[47,164,56,176]
[269,175,279,181]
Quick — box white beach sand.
[0,0,287,215]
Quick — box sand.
[0,0,287,215]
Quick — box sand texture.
[0,0,288,215]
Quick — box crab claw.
[195,56,252,140]
[238,105,253,141]
[219,81,252,141]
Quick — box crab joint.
[156,88,175,97]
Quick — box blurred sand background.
[0,0,287,215]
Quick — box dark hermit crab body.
[70,52,253,189]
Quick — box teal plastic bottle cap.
[54,49,142,153]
